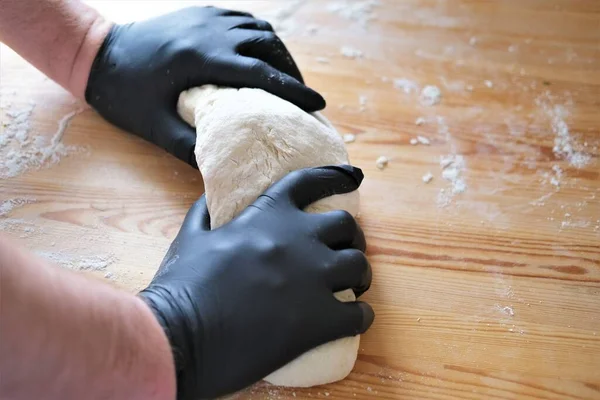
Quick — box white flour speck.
[376,156,389,170]
[343,133,356,143]
[393,78,419,94]
[340,46,364,59]
[420,85,442,106]
[438,154,467,205]
[358,95,367,111]
[417,136,430,145]
[499,305,515,317]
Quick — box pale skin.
[0,1,176,399]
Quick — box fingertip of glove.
[357,301,375,334]
[318,165,364,187]
[294,84,325,112]
[310,91,326,111]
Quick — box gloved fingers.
[318,302,375,344]
[262,166,363,211]
[182,194,211,232]
[152,112,198,168]
[313,210,365,251]
[233,30,304,83]
[331,301,375,337]
[213,55,324,112]
[226,17,274,32]
[326,249,372,296]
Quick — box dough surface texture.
[177,85,360,387]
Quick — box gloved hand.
[85,6,325,167]
[139,166,374,400]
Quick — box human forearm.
[0,236,175,400]
[0,0,112,98]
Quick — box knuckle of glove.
[335,210,357,230]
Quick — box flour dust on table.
[177,85,361,387]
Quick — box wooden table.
[1,1,599,399]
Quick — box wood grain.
[1,1,599,399]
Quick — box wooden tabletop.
[1,1,599,399]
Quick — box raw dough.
[177,85,360,387]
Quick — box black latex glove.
[139,166,374,400]
[85,6,325,167]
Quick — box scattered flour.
[435,116,451,143]
[420,85,442,106]
[340,46,364,59]
[499,305,515,317]
[0,218,43,239]
[393,78,419,94]
[0,105,87,178]
[376,156,389,170]
[417,136,430,145]
[326,0,380,28]
[1,102,35,146]
[342,133,356,143]
[0,198,36,217]
[544,165,563,188]
[415,117,426,126]
[422,172,433,183]
[358,95,367,111]
[260,0,305,38]
[536,97,591,168]
[316,57,330,64]
[529,192,554,206]
[438,155,467,207]
[531,93,593,193]
[410,136,431,146]
[36,251,117,272]
[484,80,493,88]
[469,36,478,46]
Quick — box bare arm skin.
[0,236,176,400]
[0,1,174,397]
[0,0,113,98]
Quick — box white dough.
[177,85,361,387]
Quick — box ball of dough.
[178,85,361,387]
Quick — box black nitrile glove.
[139,166,374,400]
[85,6,325,167]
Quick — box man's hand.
[139,166,374,399]
[85,6,326,167]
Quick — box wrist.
[133,295,178,400]
[68,14,114,99]
[139,286,205,399]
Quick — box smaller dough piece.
[178,85,361,387]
